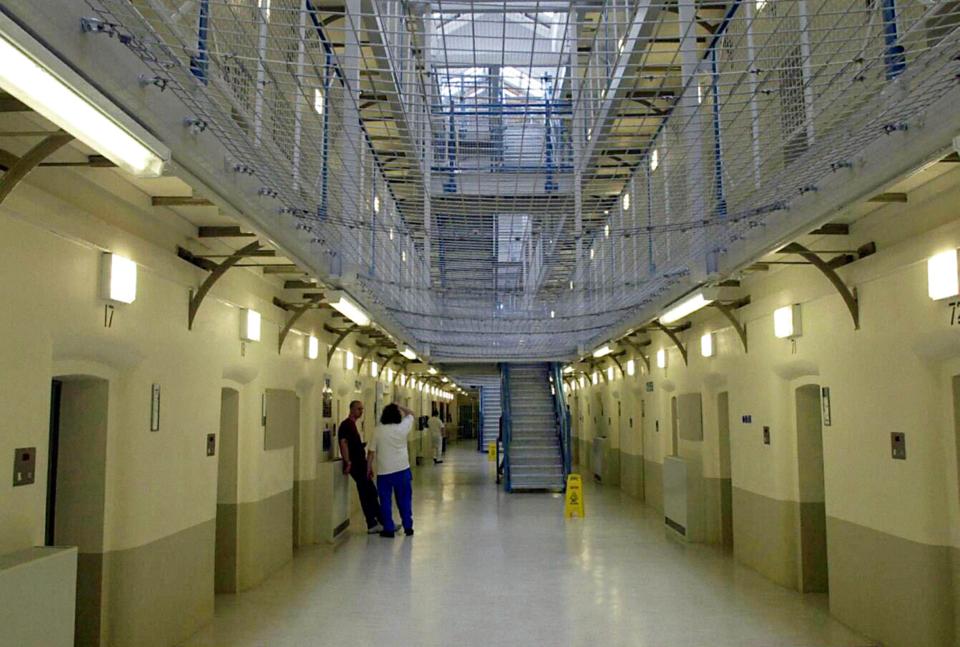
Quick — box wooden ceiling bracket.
[780,242,860,329]
[654,321,688,366]
[188,240,261,329]
[0,132,74,206]
[278,294,322,354]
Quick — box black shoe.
[379,530,395,538]
[404,528,414,536]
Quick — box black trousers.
[350,465,381,528]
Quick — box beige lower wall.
[102,520,214,647]
[644,459,663,513]
[732,487,799,590]
[603,446,621,486]
[76,552,104,646]
[214,504,238,594]
[237,489,293,591]
[293,477,319,547]
[703,478,727,546]
[619,451,645,499]
[827,515,955,647]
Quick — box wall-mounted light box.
[240,308,261,342]
[656,348,667,369]
[927,249,959,300]
[700,333,715,358]
[371,360,379,378]
[626,359,636,376]
[101,252,137,304]
[306,335,319,360]
[773,304,802,339]
[345,349,355,371]
[592,371,600,385]
[606,366,615,381]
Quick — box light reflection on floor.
[181,442,872,647]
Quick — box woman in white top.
[366,403,416,537]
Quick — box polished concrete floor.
[182,443,872,647]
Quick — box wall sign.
[322,376,333,419]
[742,414,752,424]
[762,426,771,445]
[645,381,654,392]
[150,384,161,432]
[821,387,832,426]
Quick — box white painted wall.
[0,171,459,557]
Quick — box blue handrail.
[550,363,572,485]
[500,363,513,492]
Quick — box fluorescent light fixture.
[590,248,595,260]
[327,291,370,327]
[306,335,319,360]
[593,345,612,358]
[101,252,137,304]
[570,281,574,290]
[401,250,407,262]
[592,371,600,385]
[622,193,631,211]
[399,374,407,387]
[563,366,574,374]
[650,148,659,171]
[371,360,379,377]
[660,291,715,324]
[604,224,610,238]
[387,367,394,382]
[607,366,615,381]
[313,88,324,115]
[756,0,769,11]
[774,304,802,339]
[927,250,959,300]
[400,347,417,360]
[259,0,271,20]
[697,83,703,105]
[389,227,395,241]
[656,348,667,369]
[373,195,380,213]
[345,350,355,371]
[441,377,449,383]
[551,310,556,319]
[626,359,636,376]
[701,333,715,358]
[579,376,586,388]
[0,30,166,177]
[428,367,438,375]
[240,309,261,342]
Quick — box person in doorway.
[366,403,416,538]
[428,408,445,464]
[338,400,383,534]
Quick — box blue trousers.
[377,468,413,533]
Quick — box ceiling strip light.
[660,291,716,324]
[327,291,370,327]
[0,25,167,177]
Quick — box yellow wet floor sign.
[487,442,496,462]
[564,473,585,518]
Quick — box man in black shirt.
[338,400,383,533]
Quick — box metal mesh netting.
[84,0,960,359]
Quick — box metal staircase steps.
[505,363,564,491]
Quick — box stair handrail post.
[551,363,572,484]
[500,363,513,492]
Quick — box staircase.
[480,378,501,451]
[505,364,564,491]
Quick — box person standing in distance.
[366,403,417,537]
[338,400,383,534]
[428,408,445,464]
